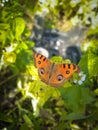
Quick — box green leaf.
[0,30,7,45]
[12,17,25,40]
[0,23,10,45]
[87,27,98,36]
[88,53,98,77]
[23,114,34,129]
[80,86,94,104]
[50,56,71,64]
[66,112,86,120]
[0,23,10,30]
[0,113,13,123]
[20,123,30,130]
[50,56,63,63]
[3,52,16,64]
[59,86,84,112]
[78,54,88,73]
[59,86,94,113]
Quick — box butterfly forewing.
[57,63,79,79]
[33,53,51,68]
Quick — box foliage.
[0,0,98,130]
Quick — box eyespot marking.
[57,74,63,81]
[38,61,41,64]
[40,68,45,75]
[66,70,70,74]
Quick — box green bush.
[0,0,98,129]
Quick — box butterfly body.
[33,53,79,87]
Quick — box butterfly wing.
[33,53,52,84]
[48,63,79,87]
[57,63,79,79]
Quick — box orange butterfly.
[33,53,79,87]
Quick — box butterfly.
[33,53,79,87]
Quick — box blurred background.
[0,0,98,130]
